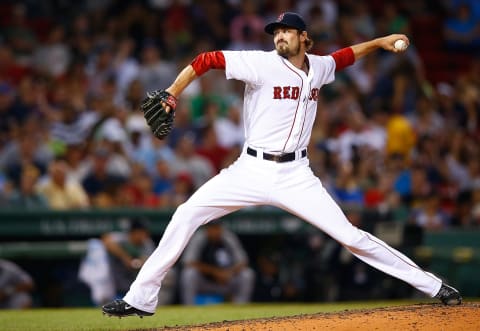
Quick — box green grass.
[0,300,424,331]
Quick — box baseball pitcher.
[103,12,461,318]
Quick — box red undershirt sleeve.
[330,47,355,71]
[190,51,226,76]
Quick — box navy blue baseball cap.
[264,12,307,35]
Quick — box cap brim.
[264,22,292,35]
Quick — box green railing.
[0,207,318,237]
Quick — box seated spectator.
[170,132,215,189]
[0,135,51,188]
[35,159,89,209]
[152,156,174,197]
[81,147,125,204]
[0,259,34,309]
[214,102,244,149]
[332,161,364,206]
[444,2,480,51]
[119,168,164,208]
[101,219,155,298]
[8,164,48,208]
[180,222,254,305]
[168,172,195,208]
[412,194,450,231]
[196,125,229,173]
[228,0,264,50]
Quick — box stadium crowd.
[0,0,479,234]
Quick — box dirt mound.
[160,302,480,331]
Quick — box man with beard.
[103,12,461,318]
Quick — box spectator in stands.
[32,24,71,78]
[0,135,52,187]
[398,165,433,209]
[385,110,416,159]
[379,1,410,35]
[455,81,479,134]
[137,42,176,94]
[2,3,37,64]
[214,102,244,149]
[228,0,265,51]
[81,147,125,206]
[412,194,450,230]
[195,125,229,174]
[63,143,89,183]
[167,100,200,150]
[169,132,214,189]
[0,259,34,309]
[0,82,18,144]
[408,93,445,138]
[35,159,89,209]
[85,43,116,98]
[7,164,48,208]
[152,156,174,198]
[112,38,139,106]
[332,161,364,206]
[180,221,254,305]
[0,44,30,86]
[444,2,480,51]
[168,172,195,208]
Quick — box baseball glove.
[140,90,177,139]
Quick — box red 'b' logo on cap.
[277,13,284,22]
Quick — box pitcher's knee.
[171,204,206,229]
[341,229,370,253]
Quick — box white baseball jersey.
[223,50,335,153]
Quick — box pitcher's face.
[274,27,301,57]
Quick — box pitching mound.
[159,302,480,331]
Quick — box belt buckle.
[272,154,282,162]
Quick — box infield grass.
[0,300,427,331]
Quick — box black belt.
[247,147,307,163]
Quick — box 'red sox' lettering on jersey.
[273,86,318,101]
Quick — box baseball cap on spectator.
[264,12,307,35]
[128,217,150,232]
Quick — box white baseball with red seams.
[123,50,442,313]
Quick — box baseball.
[394,39,407,51]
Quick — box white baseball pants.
[123,149,442,313]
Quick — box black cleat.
[102,299,154,318]
[435,283,462,305]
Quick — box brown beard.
[275,40,301,58]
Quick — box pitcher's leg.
[123,204,237,312]
[273,166,442,297]
[122,155,268,312]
